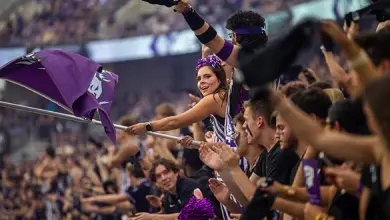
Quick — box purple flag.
[302,159,322,205]
[0,49,118,143]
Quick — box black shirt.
[189,166,223,219]
[125,179,152,213]
[289,160,300,184]
[328,191,359,220]
[175,177,206,209]
[362,164,390,220]
[361,165,372,188]
[289,156,328,186]
[253,150,268,178]
[264,142,300,185]
[163,177,207,213]
[162,193,181,214]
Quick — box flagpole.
[0,100,201,146]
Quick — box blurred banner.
[0,0,370,65]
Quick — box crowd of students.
[1,0,390,219]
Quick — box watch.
[146,123,153,131]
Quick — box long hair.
[196,65,229,104]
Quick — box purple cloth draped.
[0,49,118,143]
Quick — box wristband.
[196,26,217,44]
[183,7,205,31]
[215,40,234,61]
[146,123,153,131]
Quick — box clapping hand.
[209,178,230,203]
[146,195,162,208]
[213,142,240,168]
[188,93,201,108]
[199,142,225,171]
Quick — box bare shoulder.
[201,93,227,116]
[202,91,227,105]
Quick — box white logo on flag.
[304,165,314,188]
[88,70,112,100]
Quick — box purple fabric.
[233,26,265,35]
[215,40,234,61]
[178,196,215,220]
[1,61,70,111]
[0,49,118,143]
[195,55,222,72]
[235,85,248,115]
[302,159,322,205]
[358,182,363,194]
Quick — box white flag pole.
[0,100,201,146]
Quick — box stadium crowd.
[0,0,315,46]
[1,0,390,220]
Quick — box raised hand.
[193,188,204,200]
[343,21,359,40]
[146,195,162,208]
[377,20,390,32]
[173,0,190,13]
[202,45,213,58]
[213,142,239,168]
[188,93,201,108]
[189,93,201,103]
[209,178,230,202]
[322,20,349,46]
[199,142,224,171]
[205,131,214,143]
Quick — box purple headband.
[195,55,222,72]
[233,26,265,35]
